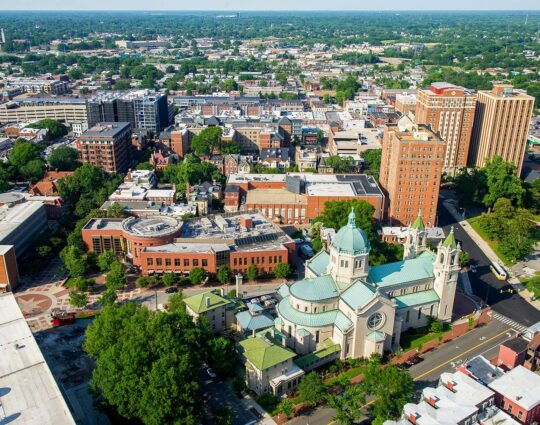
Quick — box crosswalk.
[491,311,529,334]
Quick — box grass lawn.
[467,217,513,266]
[399,323,452,352]
[522,274,540,298]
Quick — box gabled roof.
[239,336,296,371]
[184,291,232,314]
[236,309,274,333]
[306,250,330,277]
[395,289,440,309]
[411,213,425,231]
[341,281,376,310]
[368,252,435,288]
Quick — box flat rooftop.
[488,366,540,411]
[80,122,131,139]
[246,188,307,205]
[144,242,230,254]
[122,216,182,238]
[0,199,45,241]
[0,293,76,425]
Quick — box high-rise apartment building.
[76,122,131,173]
[415,82,477,175]
[87,90,172,133]
[469,85,534,174]
[380,117,446,227]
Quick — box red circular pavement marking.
[16,293,53,315]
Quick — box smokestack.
[205,296,210,307]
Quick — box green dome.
[331,208,371,255]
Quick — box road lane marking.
[413,327,513,381]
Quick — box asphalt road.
[437,205,540,328]
[286,320,518,425]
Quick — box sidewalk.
[442,200,540,311]
[241,394,277,425]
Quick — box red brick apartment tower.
[415,82,477,175]
[380,119,446,227]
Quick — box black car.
[165,287,178,293]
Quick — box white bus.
[490,262,508,281]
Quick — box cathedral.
[275,209,461,360]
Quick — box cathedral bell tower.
[433,227,461,322]
[403,211,427,261]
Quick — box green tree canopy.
[99,288,118,307]
[189,267,207,285]
[97,250,117,272]
[28,119,68,139]
[246,263,258,281]
[105,261,127,290]
[191,127,223,156]
[69,290,88,308]
[273,262,291,279]
[48,146,80,171]
[217,265,233,284]
[84,303,207,425]
[297,372,326,407]
[208,337,236,377]
[483,156,525,208]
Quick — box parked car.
[207,368,217,378]
[405,355,424,367]
[165,287,178,293]
[294,238,304,245]
[470,264,477,273]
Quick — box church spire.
[347,207,356,228]
[411,210,425,231]
[442,227,458,249]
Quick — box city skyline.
[3,1,540,11]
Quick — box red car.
[405,355,424,367]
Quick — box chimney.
[220,287,225,296]
[252,328,256,337]
[205,297,210,307]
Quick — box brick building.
[380,116,445,227]
[415,82,477,175]
[81,212,295,276]
[76,122,132,173]
[469,85,534,175]
[225,173,384,223]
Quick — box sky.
[3,0,540,11]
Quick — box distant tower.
[403,211,427,261]
[235,273,243,298]
[433,227,461,322]
[0,29,5,51]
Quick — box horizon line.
[1,9,540,12]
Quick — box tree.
[69,276,94,292]
[28,119,68,139]
[191,127,223,156]
[69,290,88,308]
[211,407,233,425]
[189,267,207,285]
[297,372,326,407]
[48,146,80,171]
[459,251,471,267]
[329,384,366,425]
[0,165,9,192]
[246,264,258,282]
[217,265,233,284]
[136,276,150,288]
[162,272,177,286]
[167,292,186,313]
[113,79,131,90]
[84,303,206,425]
[60,245,87,277]
[208,337,236,377]
[362,149,382,179]
[20,159,46,182]
[105,261,127,290]
[315,199,374,235]
[97,250,117,272]
[324,155,355,173]
[362,356,414,423]
[99,288,118,307]
[483,156,525,208]
[274,262,291,278]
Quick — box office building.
[81,212,295,276]
[415,82,477,174]
[380,116,446,227]
[76,122,131,173]
[469,85,534,174]
[87,90,172,133]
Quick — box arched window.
[440,253,445,264]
